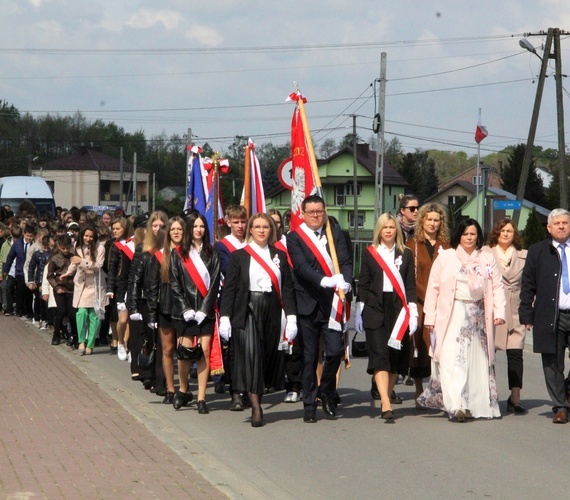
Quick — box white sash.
[189,247,211,291]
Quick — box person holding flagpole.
[354,213,418,422]
[219,213,296,427]
[286,195,353,423]
[170,213,221,414]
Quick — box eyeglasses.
[405,206,419,212]
[304,210,325,217]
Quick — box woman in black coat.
[219,213,296,427]
[170,213,221,414]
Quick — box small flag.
[475,123,488,144]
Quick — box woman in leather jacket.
[170,213,221,414]
[147,216,185,404]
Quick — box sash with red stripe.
[274,240,292,268]
[294,225,344,331]
[219,237,238,254]
[114,238,135,260]
[154,249,163,265]
[243,245,283,306]
[176,248,224,375]
[367,245,410,350]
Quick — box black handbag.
[351,332,368,358]
[137,339,156,369]
[177,342,204,361]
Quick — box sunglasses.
[405,206,419,212]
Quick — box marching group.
[2,193,570,426]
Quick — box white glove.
[148,322,158,329]
[320,276,337,288]
[285,315,297,342]
[408,303,418,335]
[183,309,195,322]
[219,316,231,341]
[194,311,207,325]
[117,302,127,312]
[336,280,351,293]
[129,312,143,321]
[354,301,364,333]
[106,292,114,299]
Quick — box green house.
[265,143,409,237]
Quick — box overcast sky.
[2,0,570,158]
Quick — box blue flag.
[184,153,207,213]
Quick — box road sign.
[493,200,522,210]
[278,158,293,191]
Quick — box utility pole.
[374,52,387,222]
[133,152,138,214]
[352,115,359,240]
[185,127,192,196]
[554,28,568,209]
[513,30,552,226]
[119,147,124,210]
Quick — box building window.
[334,183,362,206]
[348,211,365,228]
[472,175,483,186]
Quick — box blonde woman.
[355,213,418,422]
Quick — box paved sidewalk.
[0,316,225,499]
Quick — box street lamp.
[519,38,542,60]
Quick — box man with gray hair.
[520,208,570,423]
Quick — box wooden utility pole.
[554,28,568,209]
[513,30,552,226]
[352,114,359,240]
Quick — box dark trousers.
[53,293,77,339]
[284,340,302,393]
[541,311,570,413]
[298,309,344,410]
[32,288,47,321]
[506,349,524,389]
[14,275,26,316]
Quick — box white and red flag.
[241,138,266,215]
[475,122,488,144]
[288,92,317,231]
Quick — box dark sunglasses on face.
[405,206,419,212]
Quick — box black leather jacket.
[169,248,221,320]
[147,252,173,324]
[106,241,133,303]
[127,245,154,314]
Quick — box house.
[265,143,409,235]
[457,186,550,234]
[32,148,151,214]
[427,164,502,213]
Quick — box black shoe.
[172,390,194,410]
[390,390,403,404]
[404,376,414,386]
[153,386,167,396]
[51,335,61,346]
[303,409,317,423]
[162,391,174,404]
[189,367,198,379]
[214,380,225,394]
[197,400,209,414]
[251,407,263,427]
[507,396,527,415]
[321,394,337,419]
[229,392,244,411]
[382,410,395,422]
[142,378,153,390]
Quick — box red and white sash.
[367,245,410,350]
[219,234,245,254]
[179,247,210,298]
[274,239,292,268]
[114,237,135,260]
[296,223,344,332]
[154,249,163,265]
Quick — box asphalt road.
[37,324,570,499]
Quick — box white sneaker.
[284,391,300,403]
[40,321,48,330]
[117,344,128,361]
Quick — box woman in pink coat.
[418,219,506,421]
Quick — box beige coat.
[424,248,506,365]
[67,243,108,309]
[482,245,527,350]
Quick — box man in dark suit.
[520,208,570,424]
[287,195,353,422]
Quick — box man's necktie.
[314,231,320,238]
[560,243,570,294]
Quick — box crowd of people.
[2,194,570,426]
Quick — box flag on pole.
[184,145,207,212]
[475,122,488,144]
[203,156,229,244]
[289,94,317,231]
[241,138,266,215]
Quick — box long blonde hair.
[372,213,405,253]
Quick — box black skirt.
[366,292,410,376]
[175,317,214,338]
[231,291,283,394]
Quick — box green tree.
[385,137,404,172]
[501,144,546,206]
[523,207,546,248]
[318,138,337,159]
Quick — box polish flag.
[475,123,488,144]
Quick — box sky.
[2,0,570,159]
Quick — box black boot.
[51,334,61,346]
